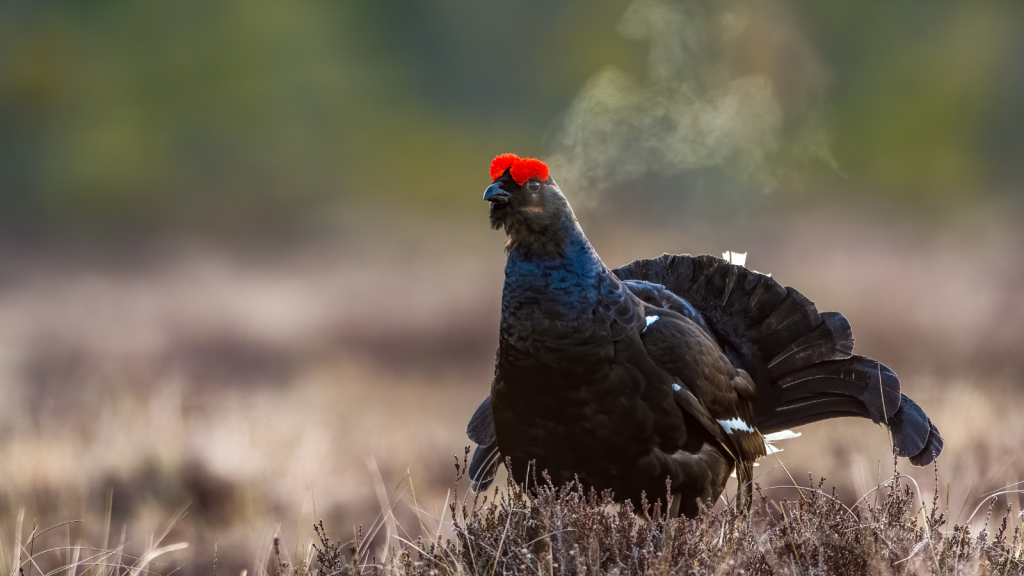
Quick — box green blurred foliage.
[795,0,1024,202]
[0,0,1020,236]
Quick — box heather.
[289,457,1024,576]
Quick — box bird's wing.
[639,306,767,464]
[623,280,711,334]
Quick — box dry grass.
[293,460,1024,576]
[0,208,1021,575]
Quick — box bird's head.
[484,154,577,256]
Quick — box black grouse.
[466,153,943,517]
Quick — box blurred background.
[0,0,1022,574]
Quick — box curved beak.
[483,183,511,202]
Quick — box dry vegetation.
[295,457,1024,576]
[0,208,1022,575]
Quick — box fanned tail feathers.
[614,254,943,466]
[889,394,944,466]
[468,443,501,491]
[467,396,501,491]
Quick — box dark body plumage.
[468,167,943,517]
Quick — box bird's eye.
[526,180,541,192]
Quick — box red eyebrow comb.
[490,153,520,181]
[490,154,550,185]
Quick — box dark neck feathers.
[503,196,581,260]
[501,212,638,349]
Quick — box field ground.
[0,205,1022,574]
